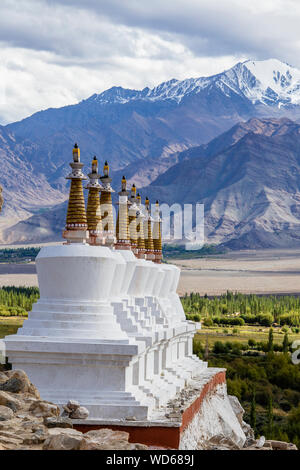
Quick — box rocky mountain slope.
[7,116,300,249]
[3,59,300,245]
[142,117,300,249]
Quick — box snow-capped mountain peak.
[87,59,300,108]
[239,59,300,106]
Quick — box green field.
[0,316,24,338]
[195,325,300,348]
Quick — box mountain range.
[2,58,300,248]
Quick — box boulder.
[268,440,295,450]
[0,430,23,448]
[0,372,8,384]
[78,429,148,451]
[44,416,73,429]
[22,429,49,445]
[0,391,24,412]
[263,441,273,449]
[29,400,60,418]
[43,428,83,451]
[69,406,89,420]
[0,377,26,394]
[5,370,40,398]
[205,435,241,450]
[0,405,14,421]
[84,429,130,443]
[66,400,80,411]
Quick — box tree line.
[0,286,39,316]
[182,291,300,326]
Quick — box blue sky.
[0,0,299,124]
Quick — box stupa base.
[72,368,245,449]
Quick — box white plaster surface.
[179,383,246,450]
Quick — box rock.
[44,416,73,429]
[0,377,26,394]
[79,428,147,451]
[132,443,148,450]
[0,405,14,421]
[206,435,241,450]
[244,437,256,447]
[242,445,271,451]
[2,370,32,393]
[2,370,40,399]
[0,430,23,440]
[0,372,8,384]
[255,436,266,448]
[268,440,290,450]
[287,443,298,450]
[263,441,273,449]
[79,437,132,450]
[84,429,129,442]
[22,429,49,445]
[125,416,137,421]
[0,430,23,448]
[0,417,24,432]
[29,400,60,418]
[228,396,245,426]
[66,400,80,411]
[47,427,82,437]
[20,418,43,431]
[69,406,89,420]
[0,391,24,412]
[43,428,83,451]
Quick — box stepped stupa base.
[72,369,245,449]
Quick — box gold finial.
[72,143,80,162]
[103,160,109,177]
[121,175,126,191]
[137,193,141,204]
[131,184,136,197]
[92,156,98,173]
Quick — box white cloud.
[0,0,300,123]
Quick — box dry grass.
[173,249,300,295]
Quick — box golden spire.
[136,193,145,258]
[128,184,138,254]
[85,156,103,245]
[115,176,131,250]
[63,143,88,243]
[100,160,115,246]
[153,200,162,263]
[144,197,155,260]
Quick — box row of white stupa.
[5,241,207,420]
[4,143,206,420]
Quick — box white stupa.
[4,145,207,421]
